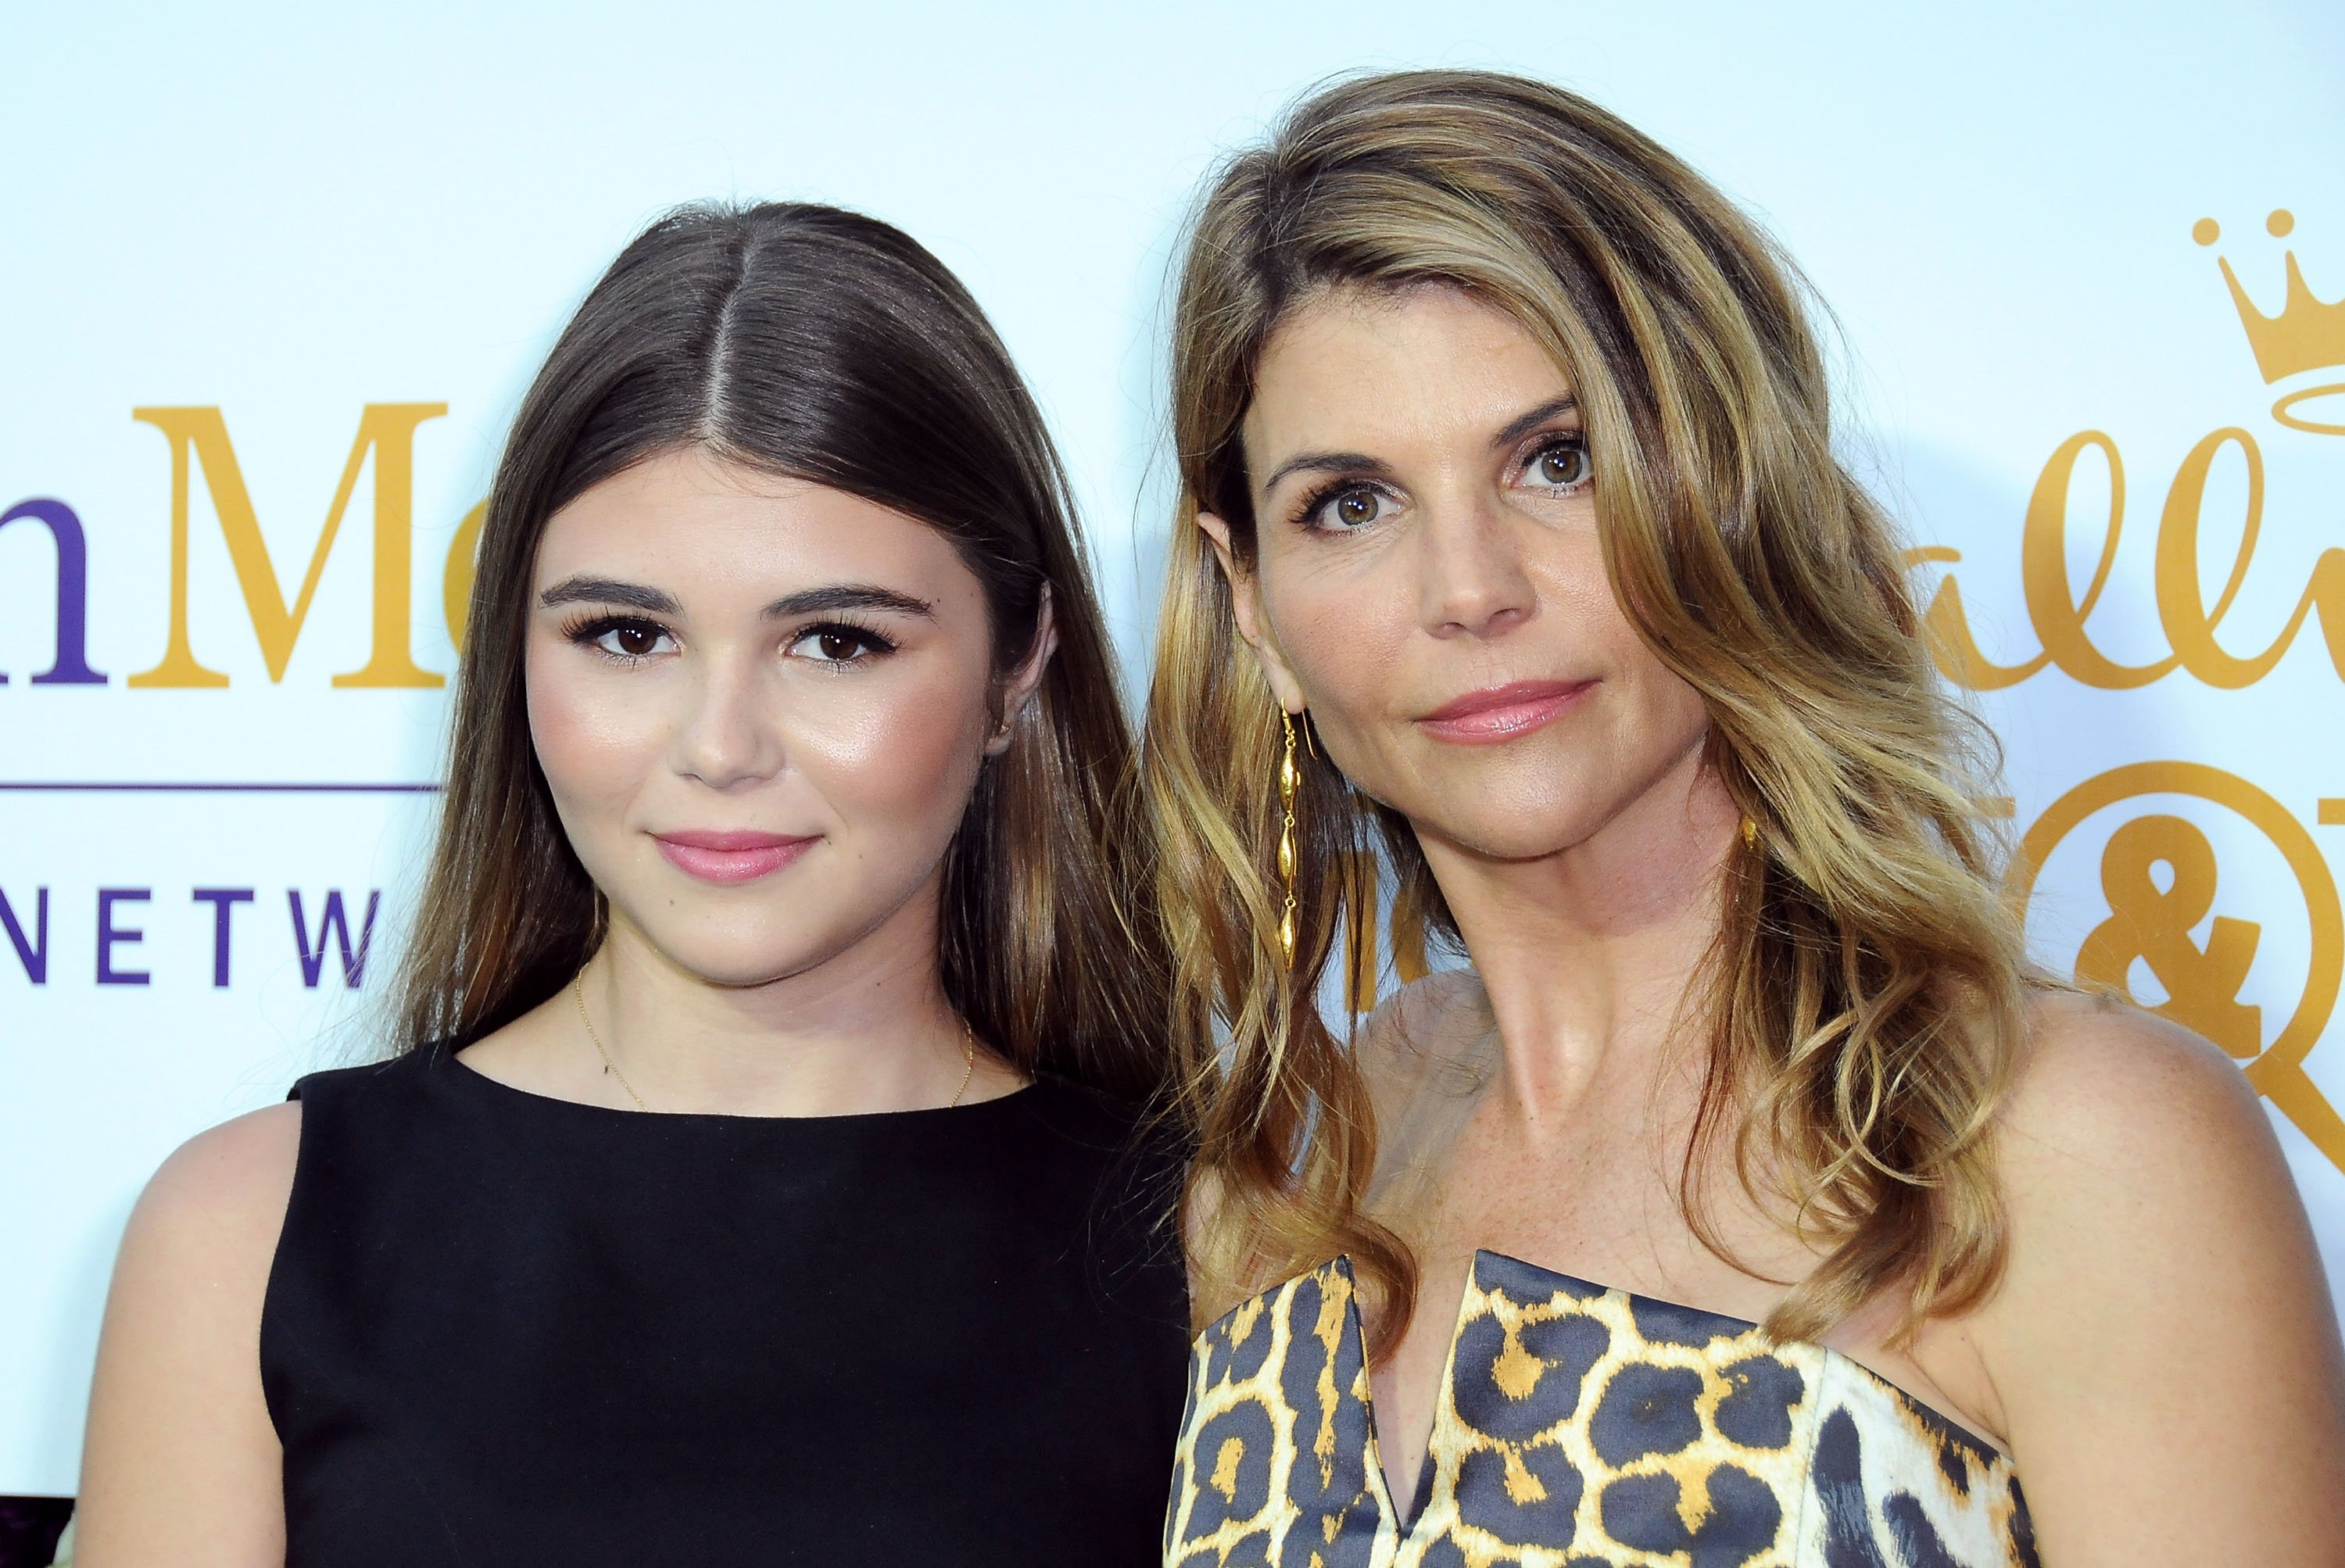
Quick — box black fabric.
[262,1045,1190,1566]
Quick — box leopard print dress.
[1164,1251,2037,1567]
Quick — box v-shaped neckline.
[1348,1253,1465,1535]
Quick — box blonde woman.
[1147,71,2345,1566]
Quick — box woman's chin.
[619,922,836,991]
[1397,792,1609,866]
[1421,823,1588,865]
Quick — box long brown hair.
[1147,70,2031,1348]
[392,201,1169,1102]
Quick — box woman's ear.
[986,584,1059,757]
[1196,511,1309,714]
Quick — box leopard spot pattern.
[1165,1253,2038,1567]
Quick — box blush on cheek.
[788,665,994,850]
[524,639,664,833]
[1269,585,1411,799]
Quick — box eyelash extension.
[558,611,674,664]
[1287,475,1395,535]
[1523,431,1592,486]
[790,618,900,664]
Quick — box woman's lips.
[653,830,818,884]
[1415,679,1594,743]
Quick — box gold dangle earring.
[1276,707,1301,968]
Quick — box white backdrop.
[3,0,2341,1495]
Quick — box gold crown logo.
[2196,209,2345,435]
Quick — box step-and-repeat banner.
[3,0,2340,1495]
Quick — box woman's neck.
[572,892,987,1117]
[1413,742,1740,1126]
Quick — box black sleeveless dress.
[261,1044,1190,1566]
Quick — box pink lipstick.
[1416,679,1593,743]
[653,829,818,884]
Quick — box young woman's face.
[1206,284,1710,866]
[526,447,1029,987]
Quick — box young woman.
[1147,72,2345,1566]
[76,202,1188,1566]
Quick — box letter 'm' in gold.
[128,403,449,688]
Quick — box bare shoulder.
[1994,988,2283,1202]
[1989,987,2307,1301]
[105,1101,304,1349]
[78,1104,302,1564]
[1972,990,2345,1563]
[129,1101,304,1255]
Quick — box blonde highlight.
[1146,70,2033,1351]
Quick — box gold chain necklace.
[571,971,976,1112]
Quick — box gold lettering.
[1910,546,2048,689]
[2155,426,2345,686]
[127,404,449,688]
[1917,426,2345,693]
[2021,431,2178,689]
[1912,432,2177,689]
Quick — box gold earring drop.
[1277,707,1301,968]
[1741,816,1759,850]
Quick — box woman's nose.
[1417,496,1538,639]
[669,655,787,789]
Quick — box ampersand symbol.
[2075,814,2264,1058]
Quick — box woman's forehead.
[533,449,976,608]
[1244,290,1575,476]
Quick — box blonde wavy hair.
[1144,70,2033,1351]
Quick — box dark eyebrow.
[538,576,679,614]
[1491,396,1581,452]
[763,585,935,621]
[1255,396,1581,496]
[1259,450,1394,495]
[536,578,934,621]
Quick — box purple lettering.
[288,889,380,989]
[192,887,255,987]
[0,886,48,983]
[0,499,108,686]
[96,888,152,985]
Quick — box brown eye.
[1534,442,1591,489]
[1314,486,1392,531]
[787,624,895,665]
[583,618,673,660]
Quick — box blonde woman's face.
[526,447,1036,987]
[1204,285,1711,865]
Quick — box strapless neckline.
[1358,1249,2005,1526]
[1165,1250,2039,1567]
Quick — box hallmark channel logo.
[0,886,381,990]
[1917,205,2345,1174]
[2011,764,2344,1172]
[0,406,471,997]
[2198,207,2345,437]
[1,403,482,689]
[1910,209,2345,693]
